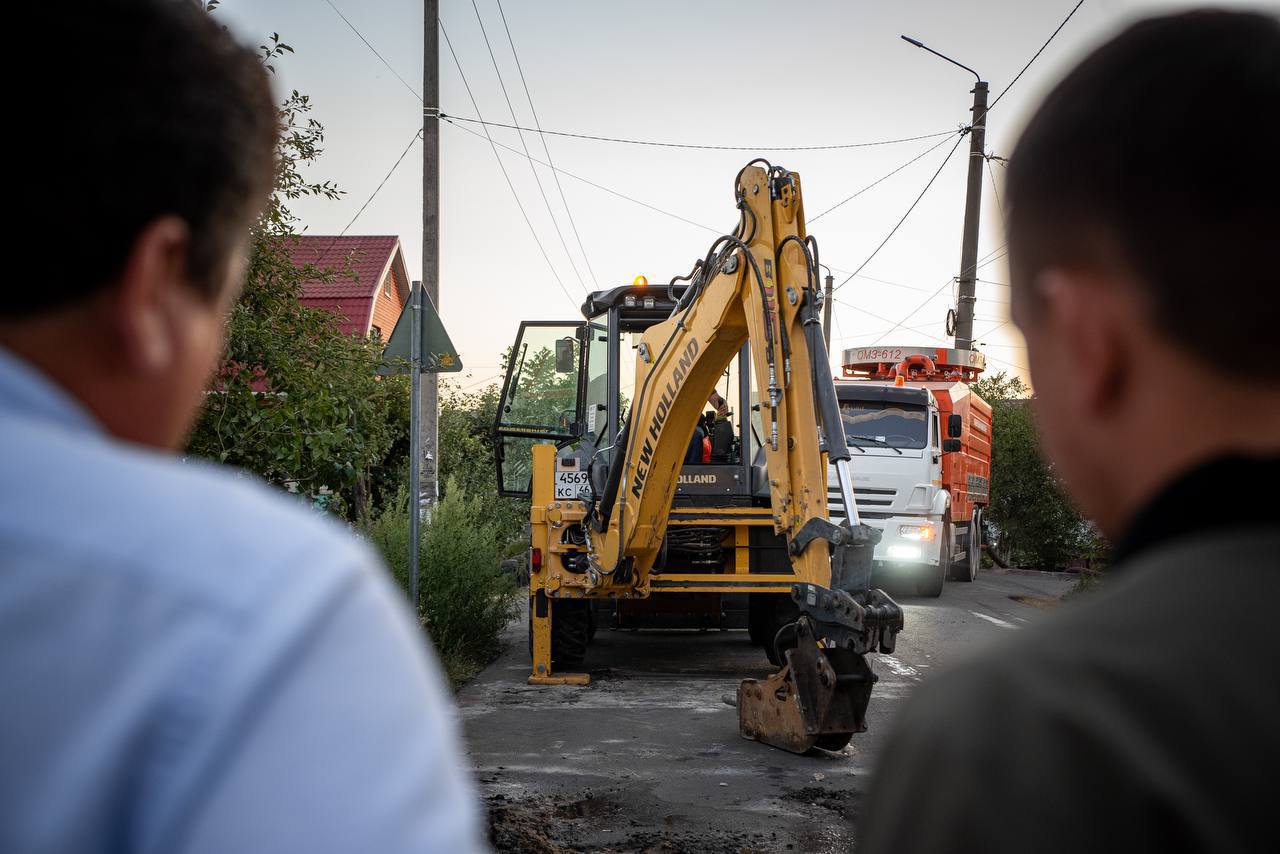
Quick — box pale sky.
[215,0,1258,390]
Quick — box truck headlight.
[898,524,935,541]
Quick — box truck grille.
[828,487,896,520]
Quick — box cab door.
[492,321,587,497]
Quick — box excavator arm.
[583,162,905,752]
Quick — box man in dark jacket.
[859,10,1280,853]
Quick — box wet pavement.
[458,568,1076,853]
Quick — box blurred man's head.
[1,0,276,449]
[1006,9,1280,539]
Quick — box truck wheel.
[949,510,981,583]
[552,599,591,666]
[749,593,800,665]
[528,598,591,667]
[916,524,950,597]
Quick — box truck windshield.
[839,400,928,450]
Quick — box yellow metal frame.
[527,166,840,684]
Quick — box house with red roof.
[286,235,411,340]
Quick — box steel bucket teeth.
[737,617,876,754]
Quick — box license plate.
[554,469,589,499]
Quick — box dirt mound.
[488,791,761,853]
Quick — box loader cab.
[493,320,602,496]
[493,283,758,503]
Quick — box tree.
[185,30,409,523]
[972,371,1102,570]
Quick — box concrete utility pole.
[822,269,834,355]
[900,36,986,351]
[421,0,440,517]
[954,81,988,351]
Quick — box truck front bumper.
[864,517,944,569]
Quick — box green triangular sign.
[379,286,463,374]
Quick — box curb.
[984,567,1073,580]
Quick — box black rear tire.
[552,599,590,666]
[749,593,799,665]
[949,510,981,582]
[527,597,591,667]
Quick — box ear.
[1036,269,1131,418]
[108,216,192,375]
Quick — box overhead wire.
[469,0,588,292]
[832,132,967,293]
[441,117,722,235]
[437,114,957,152]
[494,0,599,289]
[838,0,1084,356]
[833,296,952,343]
[439,20,580,311]
[858,245,1006,346]
[317,1,947,295]
[986,155,1005,215]
[809,130,963,223]
[986,0,1086,115]
[310,126,423,268]
[320,0,423,101]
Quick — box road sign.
[379,287,462,374]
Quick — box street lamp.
[901,35,988,353]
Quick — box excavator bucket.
[737,617,876,754]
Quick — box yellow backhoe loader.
[492,161,904,753]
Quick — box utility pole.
[822,269,834,355]
[421,0,440,518]
[954,81,987,351]
[900,36,986,351]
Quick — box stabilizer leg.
[528,591,590,686]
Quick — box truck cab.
[829,347,992,597]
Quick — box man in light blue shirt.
[1,2,483,852]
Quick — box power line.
[438,113,957,152]
[495,0,599,289]
[863,244,1007,346]
[987,0,1086,113]
[832,132,967,293]
[443,116,881,288]
[441,116,721,235]
[985,153,1004,214]
[844,272,937,294]
[439,21,580,311]
[317,5,946,292]
[450,371,505,392]
[307,127,422,268]
[983,0,1085,124]
[809,131,962,223]
[320,0,422,101]
[337,128,421,236]
[833,296,952,343]
[469,0,587,292]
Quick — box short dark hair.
[13,0,276,318]
[1006,9,1279,375]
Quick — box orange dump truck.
[828,346,992,596]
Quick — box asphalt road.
[458,569,1077,853]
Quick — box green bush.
[363,479,520,683]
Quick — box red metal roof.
[286,235,408,336]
